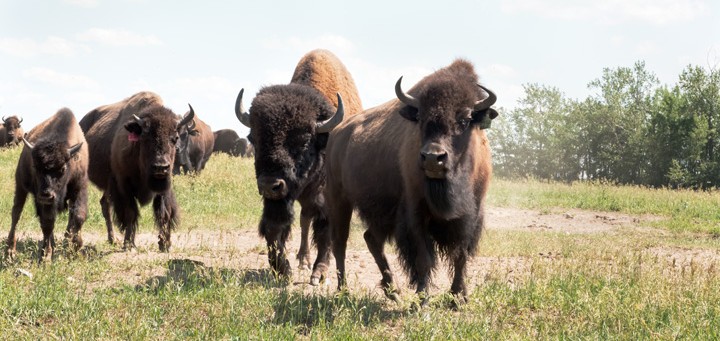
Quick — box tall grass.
[0,146,718,339]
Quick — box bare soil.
[8,206,718,299]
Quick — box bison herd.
[2,49,498,307]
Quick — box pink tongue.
[128,132,140,142]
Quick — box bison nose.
[257,176,288,200]
[420,143,448,178]
[37,190,55,204]
[421,144,448,166]
[152,163,171,177]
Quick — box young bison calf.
[6,108,88,262]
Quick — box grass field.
[0,146,719,339]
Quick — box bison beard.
[424,176,475,220]
[259,198,295,275]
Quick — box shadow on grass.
[135,258,289,293]
[271,290,403,335]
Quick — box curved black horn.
[177,104,195,129]
[395,76,420,108]
[18,117,23,124]
[235,89,251,128]
[474,85,497,111]
[67,142,83,155]
[22,134,33,150]
[1,116,6,123]
[316,93,345,134]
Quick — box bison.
[0,115,25,147]
[326,59,498,306]
[6,108,88,262]
[80,91,194,251]
[236,49,363,283]
[212,129,252,157]
[174,112,214,174]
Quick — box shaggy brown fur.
[80,91,193,251]
[237,49,363,283]
[174,112,214,174]
[6,108,88,262]
[326,59,498,306]
[0,115,24,147]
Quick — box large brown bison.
[326,59,498,306]
[6,108,88,262]
[236,49,363,283]
[80,91,194,251]
[174,112,214,174]
[212,129,251,157]
[0,115,25,147]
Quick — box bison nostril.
[153,164,170,173]
[272,180,286,193]
[437,153,448,163]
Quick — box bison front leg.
[261,222,292,278]
[449,250,469,308]
[5,187,28,261]
[309,214,331,286]
[64,182,88,252]
[396,212,435,307]
[153,191,179,252]
[36,204,57,263]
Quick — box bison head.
[236,85,344,202]
[174,112,199,173]
[395,71,497,218]
[23,136,82,206]
[123,105,194,192]
[3,116,24,145]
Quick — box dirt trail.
[9,206,715,299]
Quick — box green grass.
[489,178,720,235]
[0,146,719,339]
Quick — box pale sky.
[1,0,718,137]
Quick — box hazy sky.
[1,0,718,137]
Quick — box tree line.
[489,61,720,189]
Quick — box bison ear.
[124,121,143,136]
[472,108,499,130]
[398,106,419,122]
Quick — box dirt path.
[9,206,717,299]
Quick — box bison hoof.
[298,260,311,270]
[4,249,16,262]
[385,289,401,302]
[122,242,137,252]
[272,259,292,278]
[310,276,322,286]
[158,242,171,253]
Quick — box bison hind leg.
[296,213,312,270]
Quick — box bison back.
[290,49,363,117]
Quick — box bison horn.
[177,104,195,129]
[67,142,83,156]
[133,114,143,123]
[316,93,345,134]
[21,134,34,150]
[235,89,251,128]
[474,85,497,111]
[395,76,420,108]
[18,117,23,124]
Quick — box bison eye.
[171,136,179,145]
